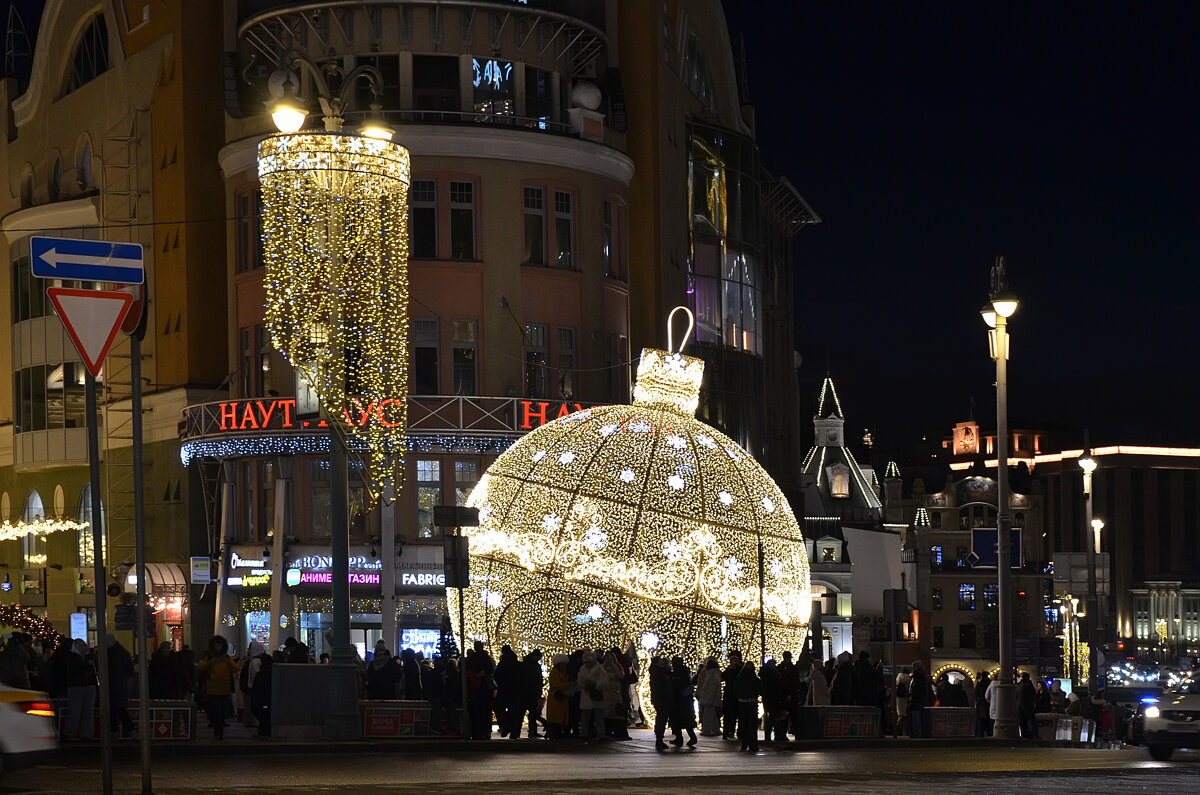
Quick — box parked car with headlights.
[1143,678,1200,760]
[0,683,57,775]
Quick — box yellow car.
[0,683,57,775]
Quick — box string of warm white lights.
[180,434,516,467]
[0,518,89,542]
[258,132,411,505]
[454,314,811,681]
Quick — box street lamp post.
[1079,448,1099,692]
[982,257,1019,739]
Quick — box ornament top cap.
[632,307,704,415]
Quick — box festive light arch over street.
[258,132,411,502]
[453,309,811,667]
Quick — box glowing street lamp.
[982,257,1018,739]
[1079,446,1101,691]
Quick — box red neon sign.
[213,398,591,433]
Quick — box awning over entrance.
[127,563,189,595]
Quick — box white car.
[1143,678,1200,760]
[0,683,58,775]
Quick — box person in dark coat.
[906,660,931,738]
[400,648,424,700]
[759,658,780,742]
[514,649,544,738]
[721,650,743,739]
[669,656,698,747]
[939,675,970,707]
[1017,671,1037,738]
[975,671,992,736]
[365,640,399,699]
[464,646,495,740]
[735,662,760,752]
[493,645,521,737]
[648,656,672,750]
[283,636,310,664]
[776,651,798,741]
[829,652,855,706]
[106,634,136,738]
[148,642,181,699]
[247,643,272,736]
[852,651,880,708]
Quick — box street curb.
[56,735,1116,758]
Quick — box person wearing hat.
[365,640,399,700]
[545,653,573,739]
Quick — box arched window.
[21,491,46,568]
[75,137,92,190]
[66,13,111,95]
[49,156,62,201]
[77,484,106,567]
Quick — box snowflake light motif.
[724,557,744,580]
[666,434,687,450]
[664,352,687,373]
[619,468,637,483]
[717,490,734,506]
[478,505,493,524]
[696,435,717,449]
[769,559,784,579]
[542,513,563,533]
[599,424,619,437]
[724,445,742,461]
[663,538,683,561]
[481,589,503,608]
[532,451,546,463]
[762,497,776,514]
[667,474,685,491]
[582,527,607,551]
[559,451,576,465]
[628,420,652,434]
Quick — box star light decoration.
[258,132,411,503]
[451,323,811,673]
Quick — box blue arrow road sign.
[30,236,144,284]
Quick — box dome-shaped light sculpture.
[454,308,811,670]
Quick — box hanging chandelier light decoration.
[453,308,811,673]
[257,59,411,504]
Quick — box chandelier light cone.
[258,132,411,502]
[454,311,811,693]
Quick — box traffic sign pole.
[131,332,152,795]
[87,372,114,795]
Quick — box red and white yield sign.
[46,288,135,378]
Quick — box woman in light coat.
[576,651,608,742]
[696,657,723,736]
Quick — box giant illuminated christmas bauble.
[453,341,811,665]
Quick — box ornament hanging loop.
[666,306,695,354]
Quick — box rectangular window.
[256,325,272,397]
[932,626,944,648]
[984,583,999,609]
[449,180,475,260]
[602,200,614,277]
[557,327,576,400]
[472,58,515,117]
[554,190,573,269]
[525,66,553,128]
[243,461,256,542]
[525,322,548,398]
[416,459,442,539]
[410,179,438,259]
[310,461,331,539]
[352,54,401,113]
[455,460,479,506]
[451,320,477,395]
[523,187,546,266]
[959,624,977,649]
[235,188,263,272]
[931,545,943,571]
[240,328,253,397]
[932,587,943,610]
[413,55,461,120]
[958,583,976,610]
[412,319,439,395]
[349,463,367,542]
[259,460,274,541]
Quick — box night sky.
[725,2,1200,461]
